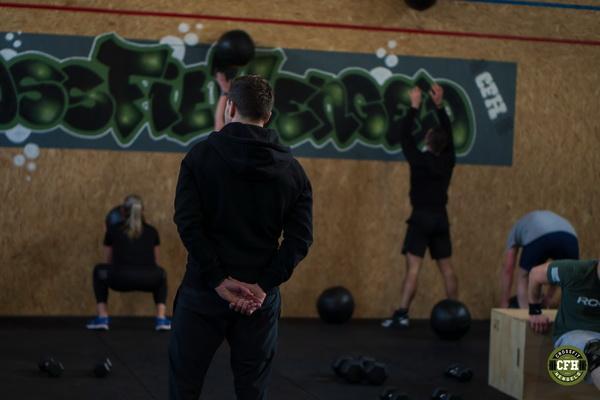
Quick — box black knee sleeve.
[153,266,168,304]
[93,264,109,281]
[584,339,600,372]
[93,264,111,303]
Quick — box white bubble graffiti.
[159,36,185,61]
[385,54,399,68]
[370,67,393,85]
[178,23,190,33]
[0,49,18,60]
[13,154,25,167]
[5,125,32,143]
[184,33,199,46]
[24,143,40,159]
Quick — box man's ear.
[263,111,272,125]
[228,100,237,119]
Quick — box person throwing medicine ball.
[382,85,458,329]
[170,75,313,400]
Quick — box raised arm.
[399,87,422,163]
[430,84,455,162]
[257,167,313,291]
[213,72,231,131]
[173,156,228,289]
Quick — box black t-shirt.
[399,107,456,210]
[103,222,160,266]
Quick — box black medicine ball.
[105,205,124,229]
[430,299,471,340]
[317,286,355,324]
[212,30,255,75]
[405,0,437,11]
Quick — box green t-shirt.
[547,259,600,342]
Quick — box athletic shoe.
[86,316,110,330]
[381,310,410,328]
[155,317,172,331]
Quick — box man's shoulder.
[184,134,218,162]
[548,259,598,286]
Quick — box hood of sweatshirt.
[207,122,293,180]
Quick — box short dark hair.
[427,127,449,154]
[228,75,274,121]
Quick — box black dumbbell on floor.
[380,387,413,400]
[38,355,64,378]
[93,357,113,378]
[432,387,463,400]
[339,359,364,383]
[361,357,389,385]
[445,363,473,382]
[332,355,354,378]
[331,355,389,385]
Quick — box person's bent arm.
[399,88,422,164]
[213,72,231,131]
[500,247,518,307]
[257,170,313,292]
[430,84,455,163]
[528,262,552,334]
[173,157,228,289]
[214,96,227,131]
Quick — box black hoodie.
[174,122,313,293]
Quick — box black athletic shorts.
[402,208,451,259]
[519,232,579,271]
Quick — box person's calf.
[437,260,458,299]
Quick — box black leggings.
[93,264,168,304]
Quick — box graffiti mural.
[0,32,517,165]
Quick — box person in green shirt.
[528,259,600,389]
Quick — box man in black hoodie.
[382,84,458,329]
[170,75,313,400]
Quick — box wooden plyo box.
[488,309,597,400]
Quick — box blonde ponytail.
[123,195,143,239]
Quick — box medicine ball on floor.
[317,286,354,324]
[430,299,471,340]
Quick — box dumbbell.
[332,355,364,383]
[93,357,113,378]
[445,363,473,382]
[332,355,389,385]
[361,357,389,385]
[332,355,354,378]
[38,356,64,378]
[432,387,463,400]
[339,359,364,383]
[380,387,413,400]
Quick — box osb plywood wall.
[1,0,599,318]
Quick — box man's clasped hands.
[215,277,267,316]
